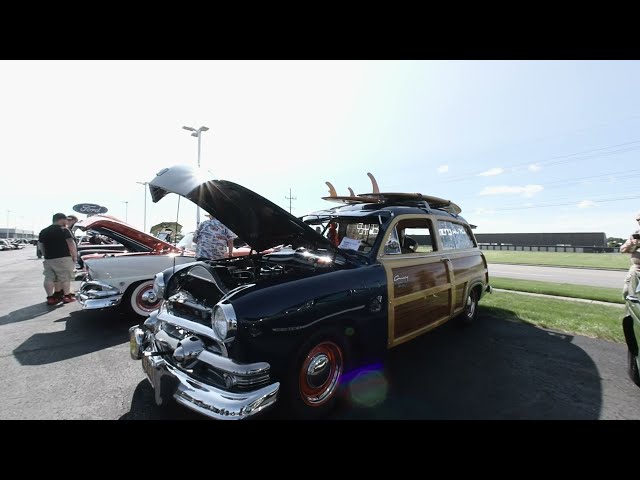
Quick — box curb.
[488,262,627,272]
[492,288,625,308]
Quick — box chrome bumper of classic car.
[129,322,280,420]
[77,280,123,310]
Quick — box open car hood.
[148,165,334,254]
[75,214,181,253]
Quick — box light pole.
[136,181,148,232]
[122,201,128,223]
[182,125,209,226]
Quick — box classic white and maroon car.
[74,215,198,319]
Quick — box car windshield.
[306,216,383,254]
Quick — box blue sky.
[1,60,639,239]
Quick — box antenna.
[285,188,297,214]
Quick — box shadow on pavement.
[13,309,135,366]
[119,309,604,420]
[0,303,63,326]
[119,380,204,420]
[331,310,602,419]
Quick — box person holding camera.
[620,211,640,299]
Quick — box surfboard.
[358,192,462,214]
[321,195,380,204]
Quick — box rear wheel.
[459,287,479,325]
[124,280,161,320]
[283,332,349,419]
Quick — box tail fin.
[325,181,337,198]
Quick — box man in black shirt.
[38,213,78,305]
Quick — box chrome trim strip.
[197,350,271,377]
[157,308,217,340]
[272,305,365,332]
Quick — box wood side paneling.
[450,254,483,276]
[392,262,446,297]
[454,283,465,309]
[394,292,450,338]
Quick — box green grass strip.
[482,250,630,270]
[480,290,625,343]
[490,277,623,304]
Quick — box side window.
[438,220,475,250]
[394,218,436,254]
[384,226,401,254]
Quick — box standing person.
[66,215,79,238]
[620,211,640,299]
[327,221,339,247]
[193,213,237,261]
[38,213,78,305]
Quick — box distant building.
[0,228,36,241]
[475,232,607,247]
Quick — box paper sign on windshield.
[338,237,361,251]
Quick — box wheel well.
[623,315,639,356]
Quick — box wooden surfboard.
[358,192,462,214]
[321,195,380,204]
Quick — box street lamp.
[122,201,128,223]
[136,181,149,232]
[182,125,210,226]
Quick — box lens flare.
[346,365,388,407]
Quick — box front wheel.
[124,280,161,320]
[283,332,349,419]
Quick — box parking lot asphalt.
[2,247,640,420]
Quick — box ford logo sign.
[73,203,109,214]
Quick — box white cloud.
[437,164,448,174]
[478,167,504,177]
[479,185,544,197]
[577,200,596,209]
[528,164,540,172]
[474,208,495,215]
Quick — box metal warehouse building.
[475,232,607,247]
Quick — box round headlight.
[212,303,237,341]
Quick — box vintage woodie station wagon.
[129,166,492,419]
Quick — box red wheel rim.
[298,341,343,407]
[135,284,160,312]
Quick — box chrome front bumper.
[129,325,279,420]
[77,280,123,310]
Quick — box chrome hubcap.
[137,286,160,311]
[466,293,476,318]
[306,354,330,389]
[299,341,343,406]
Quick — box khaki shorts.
[43,256,75,283]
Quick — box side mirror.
[626,295,640,304]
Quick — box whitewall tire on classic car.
[126,280,162,319]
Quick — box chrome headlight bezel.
[212,303,237,341]
[152,272,166,299]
